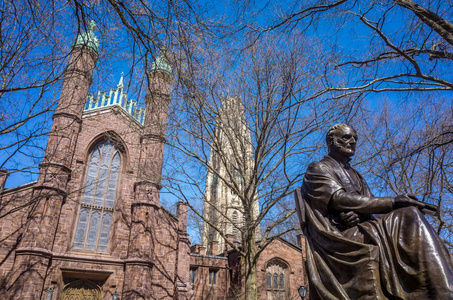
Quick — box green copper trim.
[74,20,99,54]
[150,47,172,75]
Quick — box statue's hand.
[394,194,425,210]
[340,211,360,227]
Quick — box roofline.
[1,181,36,196]
[82,105,144,128]
[256,236,303,252]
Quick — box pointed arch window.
[73,141,121,252]
[266,273,272,288]
[266,259,289,299]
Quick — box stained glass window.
[273,273,278,289]
[266,260,287,293]
[279,274,284,289]
[73,141,121,252]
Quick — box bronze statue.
[295,123,453,299]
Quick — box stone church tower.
[0,22,192,299]
[192,97,307,300]
[201,97,260,255]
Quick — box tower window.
[73,141,121,252]
[232,211,240,241]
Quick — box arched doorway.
[60,278,102,300]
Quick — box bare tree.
[0,1,72,182]
[242,0,453,251]
[0,0,216,195]
[4,0,452,298]
[249,0,453,92]
[162,34,360,299]
[0,0,213,181]
[354,98,453,252]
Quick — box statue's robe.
[297,155,453,300]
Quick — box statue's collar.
[325,155,352,169]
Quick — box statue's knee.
[397,206,423,220]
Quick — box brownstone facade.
[255,237,307,300]
[0,28,193,300]
[189,252,230,299]
[188,236,307,300]
[0,26,308,300]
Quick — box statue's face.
[330,125,358,159]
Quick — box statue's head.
[326,123,358,161]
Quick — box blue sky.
[1,0,453,245]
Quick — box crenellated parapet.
[84,73,146,125]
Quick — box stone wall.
[190,254,229,300]
[52,106,143,258]
[189,236,308,300]
[0,184,34,281]
[256,238,307,300]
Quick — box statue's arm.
[331,190,394,214]
[304,161,426,216]
[331,191,426,214]
[306,162,393,214]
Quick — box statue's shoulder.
[306,156,335,175]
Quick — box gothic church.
[0,23,307,299]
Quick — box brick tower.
[5,21,99,299]
[123,48,191,299]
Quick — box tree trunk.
[245,228,258,300]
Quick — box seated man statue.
[295,123,453,299]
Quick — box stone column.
[6,26,98,299]
[123,50,173,299]
[135,66,173,202]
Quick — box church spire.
[74,20,99,54]
[150,47,172,75]
[117,72,124,89]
